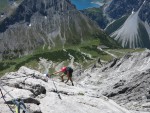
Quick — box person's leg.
[65,74,69,83]
[69,77,74,86]
[69,73,74,86]
[65,76,74,86]
[60,74,65,82]
[65,78,69,83]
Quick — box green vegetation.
[0,0,8,13]
[81,7,108,29]
[105,15,128,35]
[0,40,91,76]
[78,92,84,96]
[0,37,145,77]
[138,23,150,48]
[0,3,145,77]
[0,0,22,13]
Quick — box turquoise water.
[70,0,103,10]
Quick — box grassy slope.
[0,0,22,12]
[0,0,8,13]
[138,23,150,48]
[0,38,145,77]
[81,7,108,29]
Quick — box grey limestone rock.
[0,66,135,113]
[78,50,150,112]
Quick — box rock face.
[78,49,150,112]
[106,0,150,24]
[105,0,150,48]
[81,0,150,48]
[0,66,141,113]
[0,0,103,59]
[2,50,150,112]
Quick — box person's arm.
[46,71,61,78]
[52,71,61,75]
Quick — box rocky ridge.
[0,66,133,113]
[106,0,150,24]
[1,50,150,112]
[78,49,150,112]
[105,0,150,48]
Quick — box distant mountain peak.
[103,0,150,48]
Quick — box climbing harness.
[15,99,26,113]
[0,79,30,113]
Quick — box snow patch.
[91,1,104,6]
[28,23,31,27]
[45,16,47,19]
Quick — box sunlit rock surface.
[0,66,141,113]
[78,49,150,112]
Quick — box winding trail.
[97,47,117,58]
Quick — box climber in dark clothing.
[53,66,74,86]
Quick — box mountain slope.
[0,66,144,113]
[106,0,150,24]
[0,0,117,60]
[80,0,150,48]
[110,7,150,48]
[81,8,109,29]
[106,0,150,48]
[79,49,150,112]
